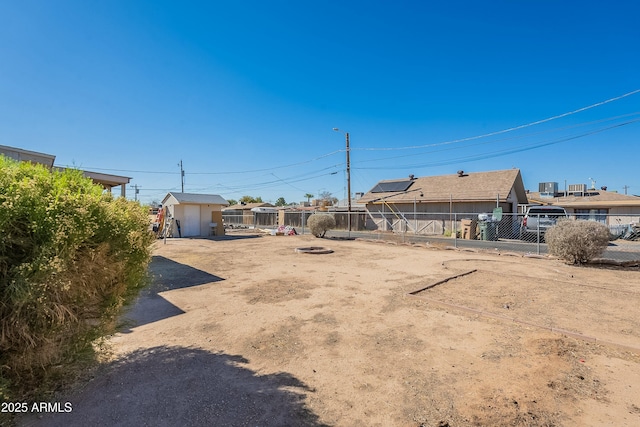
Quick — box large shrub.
[0,156,154,402]
[307,214,336,238]
[546,220,610,264]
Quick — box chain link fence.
[223,211,640,263]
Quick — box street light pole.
[333,128,352,234]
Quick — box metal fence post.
[454,213,457,248]
[536,214,541,255]
[401,215,405,243]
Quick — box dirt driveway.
[24,233,640,426]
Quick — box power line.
[57,90,639,179]
[353,89,640,151]
[270,173,308,193]
[354,113,640,166]
[354,118,640,170]
[186,168,343,196]
[189,150,343,175]
[63,149,343,176]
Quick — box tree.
[226,199,237,206]
[319,190,332,200]
[304,193,314,203]
[318,191,337,206]
[239,195,263,204]
[275,197,287,206]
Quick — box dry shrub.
[307,214,336,238]
[0,156,154,402]
[546,220,610,264]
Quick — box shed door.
[183,205,201,237]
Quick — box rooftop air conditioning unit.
[538,182,558,197]
[568,183,586,195]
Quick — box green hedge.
[0,156,154,402]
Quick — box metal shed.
[161,192,229,237]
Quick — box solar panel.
[370,180,413,193]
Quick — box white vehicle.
[520,206,568,241]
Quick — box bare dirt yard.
[23,232,640,426]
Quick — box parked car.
[520,206,568,241]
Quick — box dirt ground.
[23,232,640,426]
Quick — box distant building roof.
[1,145,131,195]
[359,169,528,204]
[162,192,229,206]
[0,144,55,167]
[528,191,640,208]
[223,202,274,211]
[53,167,131,190]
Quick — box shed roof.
[162,192,229,206]
[359,169,528,204]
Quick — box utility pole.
[333,128,352,234]
[623,185,629,195]
[346,132,351,228]
[179,160,185,193]
[132,184,140,201]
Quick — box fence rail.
[222,211,640,262]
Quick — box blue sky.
[1,1,639,204]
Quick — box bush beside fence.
[223,210,640,262]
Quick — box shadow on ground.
[120,256,225,331]
[208,234,263,241]
[20,346,326,427]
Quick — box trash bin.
[484,221,497,241]
[478,214,497,241]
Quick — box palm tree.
[304,193,314,203]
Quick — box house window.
[574,209,608,223]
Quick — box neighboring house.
[1,144,131,197]
[359,169,528,214]
[0,144,55,167]
[329,194,368,212]
[222,203,275,227]
[527,188,640,226]
[162,192,229,237]
[358,169,528,234]
[54,167,131,197]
